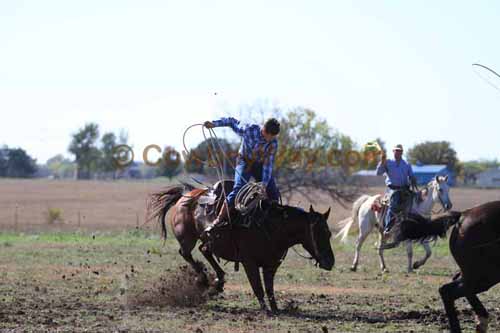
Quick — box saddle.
[199,180,273,229]
[199,180,234,217]
[371,189,415,228]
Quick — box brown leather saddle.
[200,179,235,218]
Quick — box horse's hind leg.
[466,294,489,333]
[199,244,226,292]
[413,242,432,270]
[351,220,372,272]
[179,244,208,286]
[377,231,389,272]
[439,278,466,333]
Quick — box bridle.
[291,212,321,266]
[430,180,448,215]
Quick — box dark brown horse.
[394,201,500,332]
[145,182,334,313]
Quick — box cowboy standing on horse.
[376,144,417,234]
[203,117,281,233]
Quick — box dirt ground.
[2,179,500,332]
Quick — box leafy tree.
[407,141,460,173]
[157,146,183,179]
[275,107,356,173]
[0,146,37,178]
[68,123,101,179]
[207,105,359,203]
[461,159,500,185]
[274,108,358,202]
[184,138,238,176]
[99,129,130,178]
[0,146,8,177]
[46,154,76,179]
[99,132,118,177]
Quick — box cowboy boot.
[203,202,229,237]
[383,214,397,242]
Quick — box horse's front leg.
[263,265,279,314]
[242,262,267,312]
[406,241,414,273]
[377,231,388,272]
[199,244,226,292]
[413,241,432,270]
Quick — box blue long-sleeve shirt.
[376,159,414,187]
[212,117,278,186]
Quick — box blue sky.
[1,0,499,163]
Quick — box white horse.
[337,175,452,273]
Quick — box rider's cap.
[393,144,403,151]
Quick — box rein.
[291,246,314,261]
[291,212,320,266]
[471,237,500,249]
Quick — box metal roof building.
[476,167,500,188]
[411,164,455,186]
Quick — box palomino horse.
[394,201,500,333]
[145,183,334,313]
[336,175,452,273]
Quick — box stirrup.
[205,223,215,233]
[383,226,392,235]
[201,224,215,242]
[380,241,400,250]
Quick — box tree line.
[2,107,498,185]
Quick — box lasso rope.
[234,182,267,215]
[472,63,500,93]
[183,123,258,218]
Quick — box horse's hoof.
[259,307,269,315]
[195,274,209,287]
[215,283,224,293]
[350,266,357,272]
[208,288,219,297]
[214,277,225,290]
[381,268,389,274]
[258,301,269,314]
[412,262,421,270]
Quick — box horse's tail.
[145,186,184,240]
[336,194,371,242]
[393,211,462,243]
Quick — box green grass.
[0,231,497,332]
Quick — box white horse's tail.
[336,194,371,243]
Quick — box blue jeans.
[385,190,402,230]
[226,159,280,207]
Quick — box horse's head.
[301,205,335,271]
[430,175,453,211]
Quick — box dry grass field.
[1,178,499,231]
[1,178,500,332]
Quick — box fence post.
[14,205,18,232]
